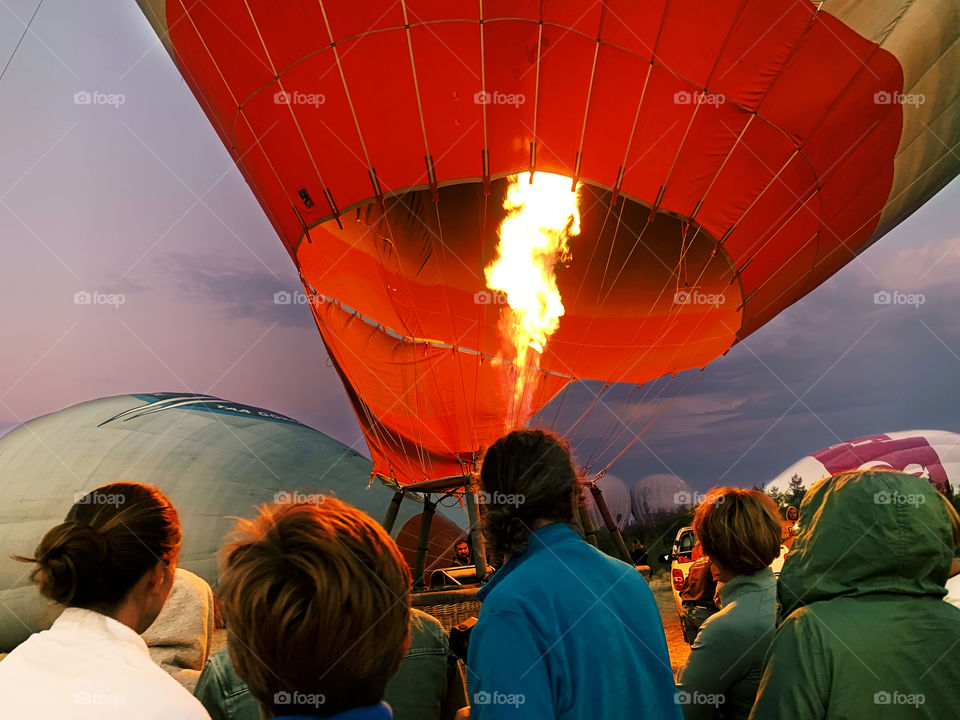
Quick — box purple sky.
[1,0,959,492]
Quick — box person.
[945,555,960,609]
[452,539,472,567]
[751,470,960,719]
[780,506,799,549]
[194,606,468,720]
[143,567,216,692]
[0,482,209,719]
[675,489,781,719]
[216,498,437,720]
[677,543,718,644]
[630,537,649,566]
[466,429,681,719]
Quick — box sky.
[1,0,959,493]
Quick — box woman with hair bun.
[466,429,680,720]
[0,481,209,719]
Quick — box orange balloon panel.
[310,296,572,484]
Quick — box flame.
[484,171,581,424]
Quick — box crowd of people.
[1,429,960,719]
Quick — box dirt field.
[649,575,690,675]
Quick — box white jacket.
[0,607,210,719]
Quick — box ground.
[649,575,691,675]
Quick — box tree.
[766,486,786,507]
[786,474,806,509]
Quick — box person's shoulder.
[699,599,771,640]
[122,637,208,702]
[0,628,71,672]
[408,607,448,649]
[159,686,211,718]
[197,646,245,690]
[138,662,211,717]
[585,546,654,591]
[410,606,445,631]
[774,603,829,641]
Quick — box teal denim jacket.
[195,608,466,720]
[676,568,777,720]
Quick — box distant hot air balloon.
[583,472,632,530]
[630,473,696,524]
[135,0,960,486]
[765,430,960,496]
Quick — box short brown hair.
[693,488,782,574]
[218,499,411,717]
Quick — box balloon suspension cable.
[0,0,43,84]
[584,373,676,465]
[581,379,649,466]
[593,370,702,480]
[565,381,613,442]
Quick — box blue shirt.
[275,702,391,720]
[467,523,681,719]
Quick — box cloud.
[155,251,316,328]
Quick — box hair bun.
[32,522,109,606]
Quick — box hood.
[779,470,954,616]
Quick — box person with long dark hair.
[0,482,208,718]
[466,429,680,719]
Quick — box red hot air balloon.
[136,0,960,486]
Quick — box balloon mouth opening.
[305,176,740,375]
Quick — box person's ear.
[147,561,166,594]
[146,559,175,597]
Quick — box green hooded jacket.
[750,470,960,720]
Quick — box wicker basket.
[411,587,482,632]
